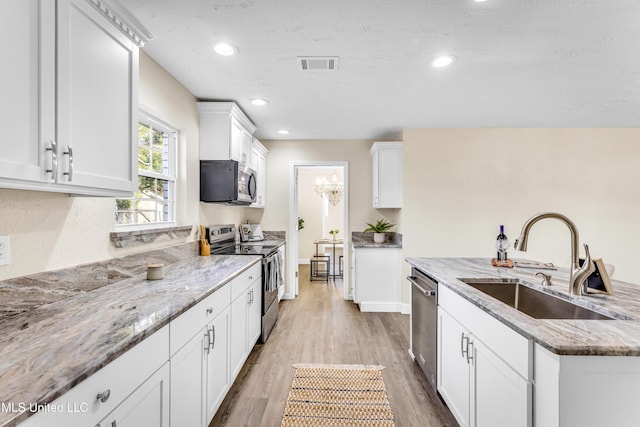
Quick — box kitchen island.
[0,243,263,427]
[406,257,640,427]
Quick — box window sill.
[110,225,193,249]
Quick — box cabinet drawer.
[170,284,231,355]
[231,262,261,301]
[21,325,169,427]
[438,285,531,379]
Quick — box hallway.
[210,265,457,426]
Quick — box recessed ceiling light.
[431,55,456,68]
[277,130,290,135]
[214,42,237,56]
[250,98,269,106]
[474,0,488,2]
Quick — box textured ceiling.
[123,0,640,140]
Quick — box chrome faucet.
[514,212,595,296]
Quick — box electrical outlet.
[0,235,10,266]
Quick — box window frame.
[115,111,178,230]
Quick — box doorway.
[288,161,350,300]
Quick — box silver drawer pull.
[63,145,73,181]
[96,389,111,403]
[45,140,58,178]
[206,307,213,315]
[466,340,474,364]
[204,330,211,354]
[460,333,469,359]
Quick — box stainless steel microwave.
[200,160,257,205]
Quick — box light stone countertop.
[0,254,261,427]
[352,232,402,248]
[406,257,640,357]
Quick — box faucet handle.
[535,272,552,286]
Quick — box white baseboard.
[298,259,310,265]
[357,301,403,313]
[400,303,410,315]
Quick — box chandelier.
[315,171,344,206]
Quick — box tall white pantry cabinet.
[0,0,150,197]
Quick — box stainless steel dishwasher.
[408,268,437,390]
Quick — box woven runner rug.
[281,363,396,426]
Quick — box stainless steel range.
[207,224,282,342]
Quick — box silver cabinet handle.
[407,276,436,296]
[63,145,73,181]
[45,140,58,178]
[204,330,210,354]
[111,421,117,427]
[466,339,474,364]
[210,325,216,350]
[460,332,469,359]
[96,389,111,403]
[206,307,213,315]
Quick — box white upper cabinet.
[0,0,149,197]
[250,138,268,208]
[0,0,55,185]
[198,102,257,168]
[371,141,403,208]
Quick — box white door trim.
[287,161,350,300]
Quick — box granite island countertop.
[406,257,640,357]
[0,252,261,427]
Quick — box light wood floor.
[210,264,458,427]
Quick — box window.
[115,112,177,226]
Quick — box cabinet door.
[98,362,170,427]
[250,147,266,207]
[0,0,54,184]
[248,279,262,346]
[372,149,380,207]
[56,0,137,195]
[230,118,243,164]
[206,307,230,423]
[438,307,471,427]
[170,328,208,427]
[230,292,249,380]
[472,337,531,427]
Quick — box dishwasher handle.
[407,276,436,297]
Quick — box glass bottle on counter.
[496,225,510,262]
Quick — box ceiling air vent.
[297,56,339,71]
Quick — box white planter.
[373,233,385,243]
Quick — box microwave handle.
[248,172,257,200]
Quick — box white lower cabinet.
[20,326,169,427]
[353,247,401,312]
[437,285,532,427]
[205,307,231,422]
[230,273,262,379]
[97,362,170,427]
[169,286,231,427]
[437,308,471,426]
[170,327,208,427]
[472,336,530,427]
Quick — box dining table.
[313,238,344,281]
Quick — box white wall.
[400,128,640,303]
[0,51,246,281]
[255,139,387,238]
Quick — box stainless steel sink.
[458,278,615,320]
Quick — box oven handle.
[407,276,436,297]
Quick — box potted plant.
[364,219,395,243]
[329,229,339,241]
